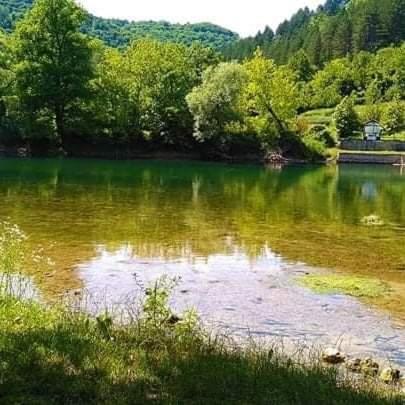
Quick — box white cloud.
[78,0,323,37]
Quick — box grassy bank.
[0,290,403,404]
[301,103,405,142]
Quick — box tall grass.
[0,223,403,404]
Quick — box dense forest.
[0,0,404,162]
[0,0,238,49]
[222,0,405,65]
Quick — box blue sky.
[79,0,323,37]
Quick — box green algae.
[297,274,391,299]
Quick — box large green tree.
[186,62,247,142]
[13,0,94,144]
[243,50,299,144]
[0,30,14,124]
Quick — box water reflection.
[0,159,404,313]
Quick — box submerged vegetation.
[297,274,391,299]
[0,223,403,404]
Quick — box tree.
[382,99,405,134]
[13,0,94,144]
[0,30,15,126]
[288,50,314,82]
[310,58,356,107]
[186,62,247,142]
[0,30,13,97]
[124,39,196,146]
[243,50,299,146]
[333,96,361,138]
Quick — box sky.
[78,0,323,38]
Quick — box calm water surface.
[1,159,405,365]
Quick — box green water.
[0,159,405,319]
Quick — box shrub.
[333,96,361,139]
[381,100,405,134]
[308,124,337,147]
[360,104,383,123]
[280,131,327,161]
[302,135,327,161]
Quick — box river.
[1,158,405,366]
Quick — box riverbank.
[0,291,403,405]
[0,133,329,165]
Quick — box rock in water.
[360,358,380,377]
[380,367,401,384]
[346,358,362,373]
[322,348,345,364]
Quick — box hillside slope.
[223,0,405,64]
[0,0,239,49]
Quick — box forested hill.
[0,0,239,49]
[222,0,405,64]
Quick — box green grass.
[0,295,402,404]
[301,108,335,126]
[301,103,405,141]
[297,274,391,299]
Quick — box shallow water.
[1,159,405,365]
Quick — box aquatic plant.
[297,274,391,298]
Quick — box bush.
[308,124,337,147]
[361,104,383,123]
[381,100,405,134]
[302,135,327,161]
[279,131,327,161]
[333,96,361,139]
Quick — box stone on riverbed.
[360,358,380,377]
[380,367,401,384]
[346,358,362,372]
[347,357,379,376]
[322,348,345,364]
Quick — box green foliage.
[186,62,247,142]
[0,222,27,276]
[83,39,202,147]
[13,0,94,143]
[381,99,405,134]
[309,58,356,108]
[0,0,238,49]
[1,0,405,159]
[223,0,405,66]
[333,96,361,139]
[288,49,315,82]
[242,50,299,146]
[307,124,337,148]
[186,52,300,152]
[361,104,383,123]
[302,135,328,160]
[1,295,402,404]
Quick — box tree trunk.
[55,104,65,147]
[268,105,287,135]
